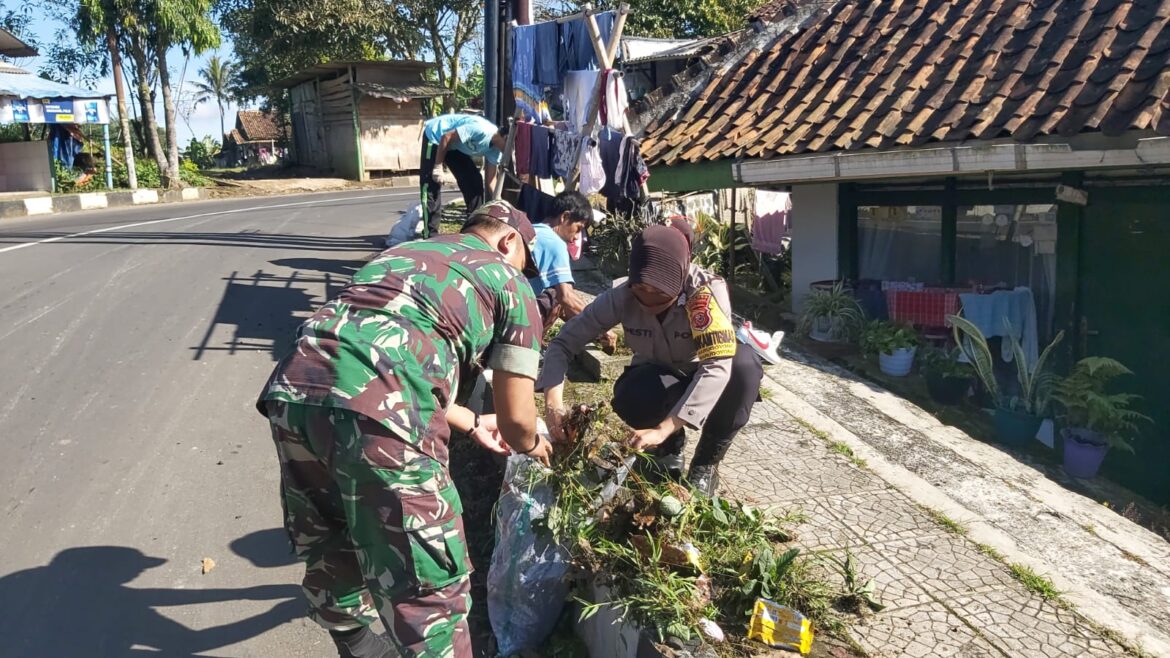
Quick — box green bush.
[52,160,104,193]
[113,154,162,189]
[179,159,212,187]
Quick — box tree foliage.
[591,0,768,38]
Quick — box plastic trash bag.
[385,203,423,247]
[488,454,570,656]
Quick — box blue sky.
[20,13,241,145]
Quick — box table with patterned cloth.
[886,288,969,329]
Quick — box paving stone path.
[710,373,1140,658]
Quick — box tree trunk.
[108,26,138,190]
[128,38,167,180]
[156,33,181,189]
[218,100,225,143]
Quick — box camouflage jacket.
[258,234,542,462]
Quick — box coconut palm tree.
[192,55,236,141]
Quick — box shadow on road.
[0,546,302,657]
[0,230,385,252]
[192,270,351,362]
[230,528,299,570]
[268,256,368,278]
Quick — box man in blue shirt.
[420,114,506,237]
[528,192,614,355]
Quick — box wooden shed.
[275,61,451,180]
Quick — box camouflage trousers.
[264,400,473,658]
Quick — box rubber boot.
[330,627,398,658]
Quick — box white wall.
[790,182,840,312]
[0,141,51,193]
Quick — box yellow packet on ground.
[747,598,813,654]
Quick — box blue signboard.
[44,100,75,123]
[85,101,99,123]
[12,100,30,122]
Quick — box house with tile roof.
[632,0,1170,503]
[222,110,290,166]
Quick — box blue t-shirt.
[529,223,574,296]
[423,114,502,165]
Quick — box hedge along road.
[0,189,417,657]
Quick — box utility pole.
[484,0,500,124]
[107,26,137,189]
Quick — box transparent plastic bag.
[488,454,570,656]
[385,203,423,247]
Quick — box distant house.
[274,61,451,181]
[633,0,1170,502]
[222,110,288,166]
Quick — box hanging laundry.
[598,130,623,201]
[558,11,616,74]
[534,21,561,86]
[599,70,629,131]
[514,122,533,176]
[512,25,537,86]
[599,131,649,205]
[562,70,600,132]
[529,125,554,179]
[579,141,606,196]
[519,183,558,223]
[551,129,584,179]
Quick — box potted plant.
[949,315,1064,446]
[1051,357,1149,479]
[860,320,919,376]
[798,281,864,343]
[921,347,974,405]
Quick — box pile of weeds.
[530,404,864,656]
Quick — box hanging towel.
[558,11,617,74]
[579,141,606,195]
[514,122,533,176]
[552,129,584,179]
[534,21,561,85]
[599,70,629,131]
[512,25,537,87]
[529,125,554,179]
[562,70,600,132]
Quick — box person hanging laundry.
[419,113,506,238]
[537,226,764,495]
[258,201,552,658]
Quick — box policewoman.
[537,225,764,494]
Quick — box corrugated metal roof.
[0,69,108,100]
[0,28,37,58]
[273,60,434,89]
[354,81,451,100]
[637,0,1170,167]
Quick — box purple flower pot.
[1062,428,1109,479]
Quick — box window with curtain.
[858,205,943,285]
[956,204,1059,338]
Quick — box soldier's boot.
[330,626,398,658]
[687,464,719,497]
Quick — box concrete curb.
[0,188,206,220]
[760,370,1170,657]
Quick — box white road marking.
[0,191,415,256]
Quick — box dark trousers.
[419,142,485,238]
[610,343,764,469]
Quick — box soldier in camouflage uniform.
[257,201,554,658]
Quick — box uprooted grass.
[529,402,871,655]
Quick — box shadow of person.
[230,528,298,570]
[0,546,303,657]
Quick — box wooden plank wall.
[359,97,426,172]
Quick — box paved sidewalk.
[707,349,1170,657]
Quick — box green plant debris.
[794,417,832,442]
[1007,563,1060,600]
[827,441,867,468]
[532,398,868,656]
[975,543,1005,561]
[924,509,967,536]
[760,386,775,401]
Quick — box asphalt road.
[0,189,420,657]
